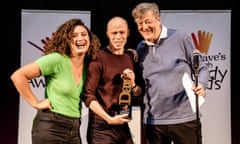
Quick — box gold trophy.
[118,73,132,119]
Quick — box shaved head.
[106,16,129,52]
[107,16,128,32]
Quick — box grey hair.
[132,2,160,19]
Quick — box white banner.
[20,9,141,144]
[20,10,91,144]
[161,10,231,144]
[20,10,231,144]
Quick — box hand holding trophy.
[118,68,134,119]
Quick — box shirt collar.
[160,24,168,39]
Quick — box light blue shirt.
[137,25,209,125]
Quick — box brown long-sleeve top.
[82,47,136,113]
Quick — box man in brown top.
[82,16,142,144]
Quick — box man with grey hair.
[132,2,209,144]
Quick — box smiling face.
[70,25,90,56]
[135,10,161,43]
[106,17,129,54]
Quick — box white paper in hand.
[182,72,205,112]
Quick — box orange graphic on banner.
[191,30,213,54]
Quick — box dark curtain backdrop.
[2,0,237,144]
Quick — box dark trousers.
[32,110,81,144]
[87,112,134,144]
[144,120,202,144]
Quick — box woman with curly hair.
[10,18,100,144]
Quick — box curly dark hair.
[44,18,100,60]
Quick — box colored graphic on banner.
[27,33,53,53]
[191,30,213,54]
[191,30,228,91]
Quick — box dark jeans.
[32,110,81,144]
[87,112,134,144]
[144,120,202,144]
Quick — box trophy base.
[118,104,132,119]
